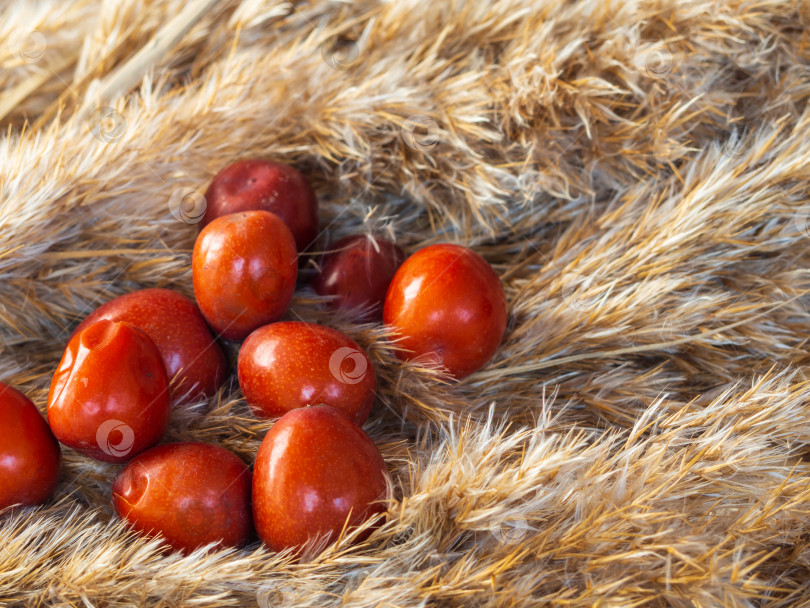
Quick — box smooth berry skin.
[192,211,298,342]
[0,383,61,510]
[253,405,390,554]
[72,289,227,404]
[113,442,252,554]
[47,320,170,464]
[201,159,319,252]
[238,322,376,425]
[383,244,507,379]
[312,235,406,322]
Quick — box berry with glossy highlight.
[383,244,507,379]
[0,382,61,510]
[201,159,319,252]
[238,321,376,425]
[312,235,406,321]
[192,211,298,342]
[252,405,389,553]
[113,442,252,553]
[47,319,170,463]
[72,288,227,403]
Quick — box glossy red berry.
[192,211,298,342]
[47,319,170,463]
[72,289,227,403]
[253,405,390,554]
[383,244,507,379]
[238,321,376,425]
[312,235,406,321]
[113,442,252,553]
[0,383,61,510]
[201,159,319,251]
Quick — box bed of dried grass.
[2,0,810,606]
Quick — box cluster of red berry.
[0,159,507,555]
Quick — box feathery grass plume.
[2,0,810,605]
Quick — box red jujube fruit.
[113,442,252,553]
[47,319,170,463]
[0,382,61,510]
[72,288,227,403]
[201,159,319,252]
[312,235,406,321]
[252,405,390,554]
[192,211,298,342]
[383,243,507,379]
[238,321,376,425]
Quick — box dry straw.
[2,0,810,605]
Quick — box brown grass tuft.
[2,0,810,605]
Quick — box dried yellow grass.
[2,0,810,605]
